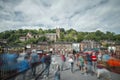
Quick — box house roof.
[0,39,7,43]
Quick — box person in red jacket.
[91,52,97,73]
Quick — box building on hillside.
[36,41,73,54]
[37,42,48,52]
[0,39,7,44]
[80,40,101,51]
[115,43,120,59]
[0,42,6,53]
[101,40,115,46]
[20,32,33,42]
[19,36,26,42]
[0,40,9,53]
[72,43,80,52]
[19,28,60,42]
[45,33,57,42]
[45,28,60,42]
[26,32,33,40]
[56,28,60,39]
[34,34,44,39]
[53,42,73,54]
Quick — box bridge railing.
[0,62,45,80]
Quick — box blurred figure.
[51,57,58,72]
[97,51,102,62]
[54,64,61,80]
[91,52,97,73]
[0,59,2,66]
[96,63,110,79]
[40,55,45,69]
[17,55,30,72]
[83,60,87,75]
[102,52,110,62]
[78,55,84,73]
[68,56,74,73]
[86,52,93,75]
[44,53,51,79]
[17,55,30,80]
[30,49,39,76]
[0,53,18,73]
[60,53,66,71]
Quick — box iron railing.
[0,62,46,80]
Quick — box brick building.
[19,28,60,42]
[80,40,101,51]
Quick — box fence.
[0,52,46,80]
[0,62,45,80]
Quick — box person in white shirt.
[97,51,102,61]
[68,56,74,73]
[51,57,58,71]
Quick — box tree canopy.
[0,28,120,46]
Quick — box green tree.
[77,33,84,42]
[38,28,44,34]
[37,36,48,42]
[60,28,65,33]
[105,31,115,40]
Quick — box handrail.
[35,66,46,80]
[1,69,29,80]
[0,62,44,80]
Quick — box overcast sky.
[0,0,120,34]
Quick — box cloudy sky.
[0,0,120,34]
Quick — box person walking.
[68,56,74,73]
[44,53,51,79]
[17,55,30,80]
[83,60,87,75]
[51,57,58,72]
[30,49,39,77]
[54,64,61,80]
[86,52,93,75]
[40,55,45,69]
[78,55,84,73]
[60,53,66,71]
[97,51,102,62]
[91,52,97,73]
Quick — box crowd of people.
[0,49,113,80]
[51,50,112,80]
[0,49,52,79]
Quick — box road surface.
[39,55,120,80]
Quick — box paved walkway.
[39,55,120,80]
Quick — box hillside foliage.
[0,28,120,46]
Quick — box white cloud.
[0,0,120,34]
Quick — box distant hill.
[0,28,120,46]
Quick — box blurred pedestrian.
[51,57,58,72]
[60,53,66,71]
[78,55,84,73]
[68,56,74,73]
[97,51,102,62]
[96,63,110,79]
[102,52,110,62]
[86,52,93,75]
[83,60,87,75]
[17,55,30,80]
[54,64,61,80]
[30,49,39,76]
[91,52,97,73]
[40,55,45,69]
[44,53,51,79]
